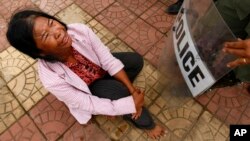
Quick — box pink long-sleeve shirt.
[38,23,136,124]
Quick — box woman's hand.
[223,38,250,67]
[132,107,142,120]
[131,88,144,119]
[112,70,144,119]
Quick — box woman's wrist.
[130,89,136,95]
[129,87,137,95]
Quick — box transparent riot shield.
[158,0,236,97]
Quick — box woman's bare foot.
[145,124,166,139]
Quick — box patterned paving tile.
[144,36,166,67]
[140,1,176,34]
[196,88,218,107]
[58,122,110,141]
[94,116,129,140]
[117,0,157,16]
[238,83,250,124]
[0,114,46,140]
[203,85,250,125]
[106,38,134,52]
[239,104,250,124]
[118,18,164,55]
[0,16,9,52]
[143,61,165,107]
[184,111,229,141]
[0,47,35,83]
[31,0,73,15]
[133,70,146,92]
[95,2,137,35]
[75,0,115,17]
[156,99,203,139]
[0,0,37,21]
[156,31,176,77]
[106,120,131,140]
[0,76,5,88]
[122,127,143,141]
[160,0,177,5]
[55,3,92,25]
[0,86,25,134]
[156,77,193,109]
[29,94,76,141]
[87,19,116,45]
[7,63,48,111]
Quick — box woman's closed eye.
[42,32,49,42]
[42,19,54,42]
[49,19,54,27]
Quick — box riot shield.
[158,0,236,97]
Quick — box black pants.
[89,52,155,129]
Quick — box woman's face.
[33,16,72,58]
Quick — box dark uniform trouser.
[216,0,250,82]
[89,52,155,129]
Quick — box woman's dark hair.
[6,9,67,61]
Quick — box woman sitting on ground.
[6,9,165,139]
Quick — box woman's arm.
[38,61,136,116]
[113,69,136,93]
[77,24,144,118]
[113,69,144,119]
[84,24,144,118]
[43,76,137,116]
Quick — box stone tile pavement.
[0,0,249,140]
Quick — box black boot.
[166,0,184,15]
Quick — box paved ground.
[0,0,250,140]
